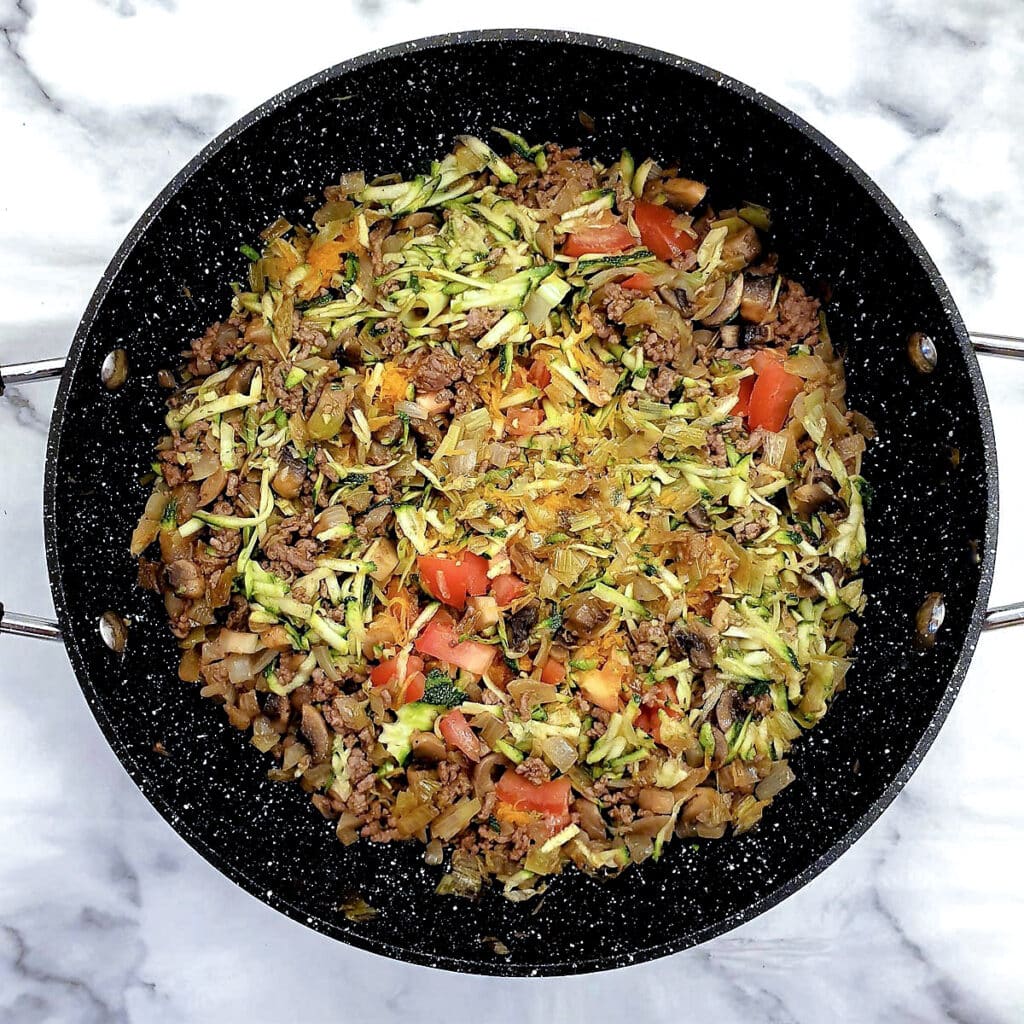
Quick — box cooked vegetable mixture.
[133,133,872,900]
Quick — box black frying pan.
[2,31,1023,976]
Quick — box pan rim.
[42,27,999,977]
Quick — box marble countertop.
[2,1,1023,1020]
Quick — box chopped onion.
[431,796,482,841]
[755,761,796,801]
[448,450,478,477]
[542,735,578,773]
[313,644,342,682]
[395,400,428,421]
[488,442,513,468]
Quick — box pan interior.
[44,32,994,975]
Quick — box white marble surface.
[2,1,1023,1020]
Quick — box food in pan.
[132,132,871,900]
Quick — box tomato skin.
[439,708,483,761]
[562,222,636,257]
[506,406,545,437]
[540,658,566,685]
[370,654,424,688]
[750,348,785,374]
[747,359,803,432]
[399,671,425,706]
[527,360,551,388]
[459,551,491,597]
[496,771,571,818]
[637,682,681,744]
[734,374,755,417]
[577,666,622,712]
[634,201,697,261]
[491,573,527,607]
[415,612,497,676]
[417,555,467,609]
[621,272,655,292]
[417,551,491,608]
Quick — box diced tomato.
[636,682,681,745]
[506,405,545,437]
[370,654,424,688]
[577,666,622,713]
[417,555,468,610]
[750,348,785,374]
[438,708,483,762]
[540,657,566,685]
[415,611,497,676]
[496,771,571,819]
[416,551,491,609]
[527,360,552,389]
[747,359,803,432]
[734,374,755,418]
[491,573,527,607]
[399,671,425,706]
[621,272,655,292]
[459,551,491,597]
[562,222,636,258]
[634,201,697,262]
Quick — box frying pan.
[2,30,1023,976]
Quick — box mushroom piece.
[668,619,719,669]
[715,687,736,732]
[662,176,708,211]
[272,451,307,499]
[574,798,608,841]
[505,602,539,655]
[790,481,847,518]
[263,692,291,729]
[685,505,713,532]
[472,752,505,802]
[166,559,205,599]
[701,273,744,326]
[225,360,257,395]
[721,223,762,268]
[300,703,331,764]
[740,275,775,324]
[411,730,447,764]
[561,594,611,639]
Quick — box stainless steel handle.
[0,356,66,397]
[1,333,1022,640]
[1,358,66,640]
[970,332,1024,360]
[0,604,63,642]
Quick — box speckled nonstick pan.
[2,30,1023,976]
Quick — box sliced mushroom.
[790,481,847,518]
[561,594,611,639]
[701,274,744,326]
[197,467,228,507]
[505,602,539,655]
[411,730,447,764]
[225,361,257,395]
[685,505,713,532]
[741,323,775,346]
[263,692,291,729]
[272,451,307,499]
[715,687,736,732]
[721,223,762,269]
[662,177,707,211]
[166,559,204,599]
[668,619,718,669]
[740,275,774,324]
[300,703,331,764]
[472,752,505,802]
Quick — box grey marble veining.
[1,1,1023,1021]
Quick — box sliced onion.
[313,644,342,682]
[542,735,578,773]
[487,442,513,468]
[448,450,478,477]
[395,400,428,421]
[130,517,161,556]
[191,450,221,480]
[431,796,482,841]
[755,761,796,801]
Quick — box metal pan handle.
[1,338,1023,640]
